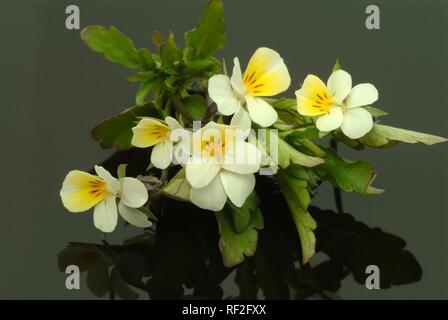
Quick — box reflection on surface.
[57,150,422,299]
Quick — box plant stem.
[330,138,344,213]
[168,93,194,123]
[300,138,325,157]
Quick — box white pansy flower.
[60,166,151,233]
[295,69,379,139]
[186,122,261,212]
[131,116,184,169]
[208,47,291,129]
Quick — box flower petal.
[93,195,118,233]
[326,69,352,103]
[219,171,255,208]
[296,74,332,116]
[230,106,252,133]
[186,160,220,189]
[131,118,170,148]
[165,116,182,130]
[151,140,173,169]
[208,74,241,116]
[120,177,148,208]
[223,141,261,174]
[316,107,344,132]
[95,165,119,194]
[345,83,378,108]
[230,57,246,96]
[243,47,291,96]
[60,170,108,212]
[118,201,152,228]
[245,96,278,127]
[189,175,227,211]
[340,107,373,139]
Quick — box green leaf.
[228,192,259,233]
[332,58,341,72]
[284,126,320,142]
[81,26,143,69]
[135,77,155,106]
[160,33,181,69]
[361,124,447,147]
[277,175,316,264]
[316,147,383,194]
[216,205,264,268]
[365,106,388,117]
[161,168,191,202]
[278,136,324,168]
[117,164,127,179]
[185,0,227,58]
[91,103,161,150]
[266,97,296,110]
[181,95,206,120]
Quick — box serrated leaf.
[81,26,143,69]
[161,168,191,202]
[91,103,161,150]
[135,77,155,106]
[151,31,164,47]
[160,33,181,69]
[216,205,264,268]
[361,124,447,147]
[228,192,259,233]
[185,0,227,58]
[316,147,383,194]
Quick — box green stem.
[330,138,344,213]
[300,138,325,157]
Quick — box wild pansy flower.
[208,47,291,129]
[186,122,261,211]
[60,166,151,233]
[296,69,378,139]
[131,116,184,169]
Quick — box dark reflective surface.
[58,150,422,300]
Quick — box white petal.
[94,166,119,194]
[118,201,152,228]
[245,96,278,127]
[316,107,344,132]
[186,160,220,189]
[151,140,173,169]
[223,141,261,174]
[219,171,255,208]
[340,108,373,139]
[93,196,118,233]
[326,69,352,103]
[189,175,227,211]
[230,106,252,133]
[208,74,241,116]
[165,116,182,130]
[345,83,378,108]
[230,57,246,96]
[119,177,148,208]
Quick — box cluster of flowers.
[60,47,379,233]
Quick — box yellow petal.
[296,74,333,116]
[243,47,290,97]
[60,170,111,212]
[131,118,170,148]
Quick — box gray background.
[0,0,446,299]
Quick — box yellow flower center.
[87,178,110,200]
[311,90,334,114]
[196,126,237,159]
